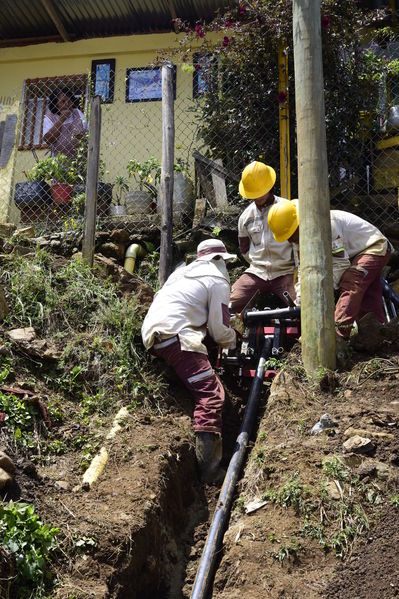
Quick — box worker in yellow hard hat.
[267,199,392,344]
[230,161,296,313]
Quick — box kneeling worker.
[141,239,237,484]
[267,200,392,344]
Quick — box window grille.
[18,74,88,151]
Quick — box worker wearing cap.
[141,239,237,484]
[230,161,296,313]
[267,199,392,341]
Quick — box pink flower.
[222,36,230,47]
[239,4,246,15]
[277,92,287,104]
[321,16,331,28]
[225,20,232,28]
[194,23,205,38]
[195,64,201,71]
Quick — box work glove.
[230,313,244,336]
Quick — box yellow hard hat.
[239,161,276,199]
[267,199,299,242]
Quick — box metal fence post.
[82,96,101,267]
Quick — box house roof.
[0,0,232,48]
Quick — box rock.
[341,453,363,468]
[344,426,394,440]
[311,413,337,435]
[0,285,8,321]
[35,236,51,247]
[0,223,16,238]
[109,229,130,244]
[6,327,36,343]
[94,254,120,280]
[324,481,342,500]
[98,242,126,261]
[0,467,13,489]
[354,460,376,479]
[350,312,385,352]
[0,451,16,475]
[13,226,35,238]
[55,480,70,491]
[343,434,374,455]
[375,462,391,480]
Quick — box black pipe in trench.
[190,336,274,599]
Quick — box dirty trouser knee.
[153,338,224,434]
[230,272,295,313]
[335,252,391,339]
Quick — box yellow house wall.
[0,33,204,221]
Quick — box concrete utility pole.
[292,0,336,374]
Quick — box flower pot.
[109,205,127,216]
[14,181,51,207]
[125,190,154,215]
[157,172,194,224]
[73,182,114,214]
[51,183,73,204]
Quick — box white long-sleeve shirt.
[294,210,389,298]
[141,258,236,354]
[238,196,295,281]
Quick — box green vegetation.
[260,460,388,559]
[0,390,37,449]
[0,501,59,598]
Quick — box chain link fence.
[1,43,398,247]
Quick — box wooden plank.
[192,197,207,228]
[211,158,228,207]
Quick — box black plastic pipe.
[190,336,274,599]
[244,305,300,326]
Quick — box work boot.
[195,432,225,485]
[335,334,351,368]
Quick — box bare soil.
[2,334,399,598]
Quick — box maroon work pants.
[335,252,391,338]
[230,272,295,313]
[153,337,224,434]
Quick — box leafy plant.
[126,156,161,192]
[273,538,301,564]
[0,501,59,597]
[113,175,130,206]
[26,154,77,185]
[0,391,36,449]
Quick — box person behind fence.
[229,161,296,313]
[43,87,87,159]
[141,239,237,484]
[267,199,392,352]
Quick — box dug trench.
[1,365,257,598]
[3,340,399,598]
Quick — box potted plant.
[26,154,77,204]
[125,156,161,214]
[110,175,130,216]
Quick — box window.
[125,66,177,102]
[19,74,88,151]
[193,54,218,98]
